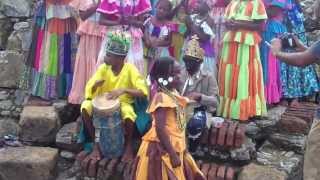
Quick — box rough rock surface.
[0,51,24,88]
[238,163,287,180]
[0,118,19,137]
[0,89,26,119]
[56,122,81,152]
[7,21,32,52]
[0,0,32,18]
[0,146,58,180]
[257,141,303,180]
[0,18,13,50]
[19,106,61,144]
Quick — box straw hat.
[92,93,120,116]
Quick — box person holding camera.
[276,0,319,107]
[270,1,320,179]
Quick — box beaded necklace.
[159,86,188,131]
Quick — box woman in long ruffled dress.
[218,0,268,121]
[260,0,286,105]
[20,0,78,102]
[68,0,107,105]
[97,0,152,76]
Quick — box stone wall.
[0,0,35,119]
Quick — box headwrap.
[184,35,205,61]
[105,30,131,56]
[265,0,287,9]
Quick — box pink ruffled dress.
[96,0,152,76]
[68,0,107,104]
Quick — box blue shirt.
[311,40,320,59]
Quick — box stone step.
[56,122,81,152]
[0,146,58,180]
[19,106,61,145]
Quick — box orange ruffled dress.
[131,91,205,180]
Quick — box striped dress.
[218,0,268,121]
[20,0,78,100]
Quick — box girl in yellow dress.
[130,57,205,180]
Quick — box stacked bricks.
[197,161,235,180]
[279,103,317,134]
[207,120,246,149]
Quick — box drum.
[92,93,124,159]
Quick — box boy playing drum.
[80,30,148,165]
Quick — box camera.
[279,33,297,49]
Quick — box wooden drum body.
[92,94,124,159]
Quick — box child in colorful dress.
[144,0,173,69]
[80,31,148,163]
[21,0,78,101]
[260,0,287,105]
[97,0,152,75]
[130,57,205,180]
[280,0,319,107]
[68,0,107,105]
[218,0,268,121]
[185,0,216,76]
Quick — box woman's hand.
[169,153,181,168]
[293,35,308,51]
[270,38,282,56]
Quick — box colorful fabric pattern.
[20,0,78,100]
[218,0,268,121]
[280,0,319,98]
[97,0,151,75]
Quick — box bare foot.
[121,146,134,163]
[279,100,288,107]
[290,99,300,108]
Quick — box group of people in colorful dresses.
[21,0,320,179]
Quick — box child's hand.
[92,79,105,92]
[187,92,202,102]
[106,89,124,99]
[169,153,181,168]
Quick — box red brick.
[87,158,99,177]
[201,163,211,178]
[235,124,246,148]
[210,127,218,146]
[217,122,229,146]
[283,111,313,124]
[200,128,209,145]
[280,115,308,134]
[104,159,118,178]
[216,165,226,180]
[208,164,218,180]
[226,122,238,148]
[226,167,235,180]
